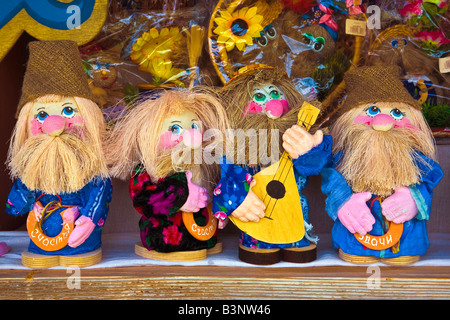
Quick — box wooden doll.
[212,66,332,265]
[6,40,112,268]
[107,89,229,261]
[321,65,443,265]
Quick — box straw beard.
[230,102,303,167]
[332,122,433,197]
[9,130,104,195]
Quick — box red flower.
[282,0,316,15]
[163,225,183,245]
[415,30,450,46]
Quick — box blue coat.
[321,152,443,258]
[6,177,112,255]
[213,135,332,248]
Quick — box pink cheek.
[393,117,419,130]
[66,116,83,129]
[280,99,289,114]
[159,131,183,150]
[353,115,372,125]
[242,101,263,117]
[30,119,43,136]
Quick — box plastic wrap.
[79,0,217,123]
[78,0,449,132]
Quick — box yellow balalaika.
[230,102,321,244]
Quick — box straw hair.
[106,89,229,193]
[340,65,422,114]
[18,40,95,115]
[331,103,436,196]
[8,95,108,195]
[217,67,307,165]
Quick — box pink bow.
[318,4,338,31]
[346,0,364,15]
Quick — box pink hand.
[180,171,209,213]
[381,187,418,224]
[62,206,79,225]
[33,202,44,221]
[337,192,375,235]
[68,215,96,248]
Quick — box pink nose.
[182,129,203,148]
[42,115,66,136]
[265,100,288,119]
[372,114,395,131]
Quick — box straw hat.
[340,65,422,113]
[18,40,95,114]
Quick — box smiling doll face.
[30,96,84,137]
[352,102,419,132]
[159,110,203,150]
[243,83,289,119]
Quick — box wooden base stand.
[339,249,420,265]
[282,244,317,263]
[22,248,102,269]
[238,243,317,265]
[134,241,222,262]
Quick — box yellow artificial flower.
[131,27,182,73]
[213,6,264,51]
[149,57,186,87]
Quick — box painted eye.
[192,123,199,130]
[62,106,75,118]
[313,41,324,52]
[391,40,399,48]
[365,105,380,117]
[313,37,325,52]
[265,25,277,39]
[170,124,183,135]
[257,35,268,47]
[269,90,280,99]
[390,108,404,121]
[302,33,313,45]
[402,38,408,46]
[253,92,266,102]
[36,111,48,123]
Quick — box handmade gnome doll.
[321,65,443,265]
[107,89,229,261]
[212,66,332,265]
[6,40,112,267]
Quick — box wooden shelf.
[1,232,449,300]
[1,265,449,300]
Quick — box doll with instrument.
[107,89,229,261]
[5,40,112,268]
[321,65,443,265]
[212,65,332,265]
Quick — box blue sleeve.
[320,154,353,221]
[212,157,250,220]
[292,134,332,176]
[5,179,36,217]
[79,177,113,226]
[409,153,443,220]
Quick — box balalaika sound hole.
[266,180,286,199]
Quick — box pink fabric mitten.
[337,192,375,235]
[180,171,209,213]
[68,215,96,248]
[62,206,80,225]
[33,202,44,221]
[381,187,418,224]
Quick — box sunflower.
[213,6,264,51]
[131,27,183,74]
